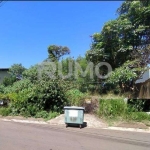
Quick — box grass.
[99,92,125,100]
[45,111,60,121]
[0,106,60,121]
[35,110,60,121]
[97,98,150,126]
[142,120,150,127]
[0,107,11,116]
[66,89,89,106]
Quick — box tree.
[22,65,39,83]
[86,19,129,69]
[48,45,70,62]
[2,64,26,86]
[8,63,26,79]
[86,0,150,93]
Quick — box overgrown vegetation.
[0,63,87,118]
[35,111,60,120]
[0,79,69,117]
[66,89,88,106]
[0,1,150,123]
[86,0,150,93]
[97,99,150,123]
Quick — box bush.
[0,93,9,100]
[125,111,150,122]
[4,79,67,117]
[66,89,88,106]
[35,111,49,119]
[97,99,127,118]
[0,72,72,117]
[2,76,16,86]
[0,107,11,116]
[97,99,150,122]
[0,84,5,93]
[33,80,67,112]
[46,111,60,120]
[22,65,39,83]
[3,79,34,94]
[128,99,146,111]
[0,93,10,106]
[88,85,97,94]
[35,111,59,120]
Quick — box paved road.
[0,121,150,150]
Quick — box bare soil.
[47,114,107,128]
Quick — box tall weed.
[66,89,88,106]
[97,99,127,118]
[97,99,150,122]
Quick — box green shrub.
[0,93,10,106]
[5,79,67,117]
[97,99,127,118]
[34,80,67,112]
[0,107,11,116]
[22,65,39,83]
[35,111,59,120]
[88,85,97,94]
[0,93,8,100]
[97,99,150,122]
[35,111,49,119]
[2,76,16,86]
[46,111,60,120]
[66,89,88,106]
[3,79,34,94]
[125,112,150,122]
[128,99,145,111]
[1,75,71,117]
[0,84,5,93]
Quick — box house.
[135,69,150,84]
[135,69,150,99]
[0,68,9,83]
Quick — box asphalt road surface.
[0,121,150,150]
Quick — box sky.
[0,1,123,69]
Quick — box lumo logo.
[37,61,112,79]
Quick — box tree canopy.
[86,0,150,90]
[8,63,26,79]
[48,45,70,62]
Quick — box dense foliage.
[0,78,69,117]
[86,0,150,93]
[48,45,70,62]
[97,98,150,122]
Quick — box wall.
[0,69,9,83]
[136,69,150,84]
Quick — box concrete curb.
[102,127,150,133]
[1,118,150,133]
[1,118,48,124]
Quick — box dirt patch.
[47,114,107,128]
[83,96,99,113]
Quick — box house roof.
[0,68,9,71]
[136,69,150,84]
